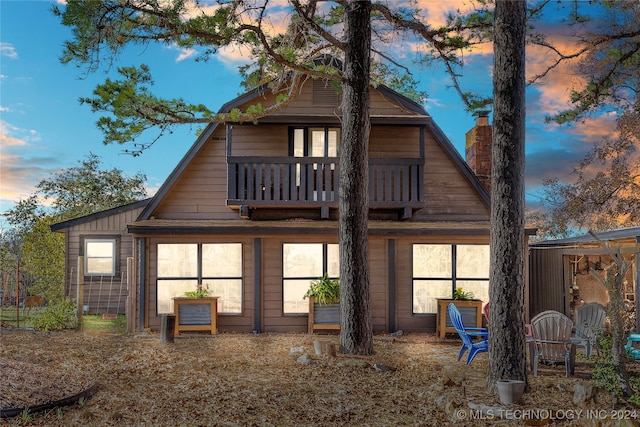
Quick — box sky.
[0,0,622,225]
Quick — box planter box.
[308,297,340,333]
[173,297,218,335]
[436,299,483,339]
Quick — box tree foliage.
[532,114,639,238]
[545,0,639,124]
[2,154,147,304]
[53,0,497,152]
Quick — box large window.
[84,237,118,276]
[157,243,242,315]
[283,243,339,314]
[413,244,489,314]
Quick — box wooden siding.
[235,81,424,118]
[369,126,421,158]
[413,131,489,221]
[153,126,237,219]
[63,206,144,315]
[369,237,389,331]
[230,124,288,156]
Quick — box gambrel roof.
[136,82,490,222]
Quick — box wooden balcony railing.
[227,156,424,209]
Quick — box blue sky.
[0,1,619,222]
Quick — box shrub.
[304,273,340,304]
[31,298,78,331]
[592,333,640,406]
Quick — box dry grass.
[0,328,637,426]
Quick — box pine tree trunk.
[339,0,373,355]
[487,0,528,392]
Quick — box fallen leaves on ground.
[0,328,637,426]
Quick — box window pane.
[157,279,198,314]
[86,241,113,257]
[87,258,113,275]
[310,129,325,157]
[202,243,242,277]
[457,245,490,278]
[283,279,312,314]
[327,129,339,157]
[203,279,242,314]
[293,129,304,157]
[158,244,197,277]
[413,280,452,314]
[456,280,489,304]
[413,244,451,278]
[283,244,322,278]
[327,244,340,277]
[85,240,115,275]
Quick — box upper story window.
[83,237,119,277]
[290,127,340,158]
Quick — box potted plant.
[184,284,210,298]
[304,274,340,333]
[172,284,218,335]
[436,287,483,338]
[453,287,474,301]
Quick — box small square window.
[85,239,116,276]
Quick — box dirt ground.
[1,328,638,426]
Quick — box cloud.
[165,43,197,62]
[0,120,61,209]
[1,42,17,59]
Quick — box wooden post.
[77,256,84,329]
[126,257,135,333]
[16,261,20,327]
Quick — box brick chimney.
[465,111,492,192]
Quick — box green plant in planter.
[184,284,209,299]
[304,273,340,304]
[453,287,474,301]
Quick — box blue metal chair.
[448,303,489,364]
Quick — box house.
[529,227,640,329]
[52,78,534,334]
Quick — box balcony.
[227,156,424,212]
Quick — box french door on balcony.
[291,127,339,202]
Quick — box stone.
[289,346,305,356]
[337,358,369,368]
[573,382,594,407]
[296,354,313,365]
[373,362,396,372]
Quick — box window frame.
[412,244,490,315]
[289,126,340,158]
[156,243,243,316]
[81,235,120,278]
[282,243,339,315]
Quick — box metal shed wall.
[529,247,567,318]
